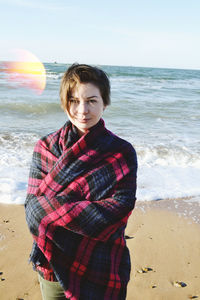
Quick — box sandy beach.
[0,199,200,300]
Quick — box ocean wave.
[46,71,64,80]
[0,102,62,114]
[0,132,38,204]
[137,144,200,168]
[0,136,200,204]
[0,131,39,147]
[135,144,200,201]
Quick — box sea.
[0,62,200,205]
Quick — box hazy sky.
[1,0,200,69]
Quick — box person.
[25,63,137,300]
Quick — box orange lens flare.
[3,49,46,95]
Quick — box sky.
[1,0,200,70]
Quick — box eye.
[69,99,79,104]
[88,99,97,104]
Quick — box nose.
[77,102,89,114]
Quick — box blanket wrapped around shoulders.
[25,119,137,300]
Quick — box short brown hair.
[60,63,110,112]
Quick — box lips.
[77,118,90,123]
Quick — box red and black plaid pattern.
[25,119,137,300]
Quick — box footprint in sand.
[137,267,153,274]
[173,281,187,288]
[3,220,9,223]
[0,271,5,281]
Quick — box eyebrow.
[87,96,98,99]
[70,96,98,99]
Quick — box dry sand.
[126,198,200,300]
[0,199,200,300]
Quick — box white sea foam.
[136,144,200,201]
[137,165,200,201]
[0,132,38,204]
[46,72,63,80]
[0,136,199,204]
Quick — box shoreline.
[135,196,200,224]
[0,198,200,300]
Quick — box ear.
[103,105,107,111]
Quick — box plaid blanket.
[25,119,137,300]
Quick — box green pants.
[38,274,67,300]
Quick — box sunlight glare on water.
[2,49,46,95]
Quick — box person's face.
[67,82,106,136]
